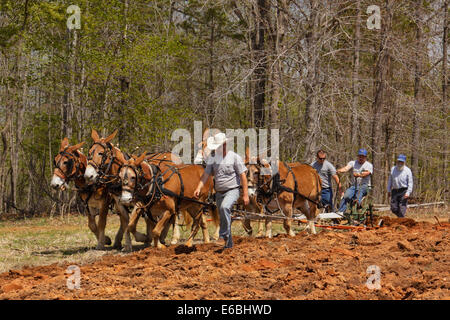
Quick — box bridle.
[53,148,84,181]
[246,161,275,197]
[87,141,121,183]
[120,164,141,195]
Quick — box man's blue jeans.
[338,185,368,213]
[321,187,333,211]
[215,188,240,248]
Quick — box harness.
[123,162,215,221]
[252,161,322,210]
[87,141,126,192]
[53,148,97,213]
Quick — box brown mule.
[51,138,115,249]
[117,151,193,251]
[245,151,322,237]
[84,129,147,249]
[117,152,217,249]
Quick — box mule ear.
[134,153,146,166]
[115,150,126,164]
[60,137,69,151]
[91,129,100,142]
[68,141,85,152]
[141,161,152,180]
[104,129,118,143]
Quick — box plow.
[230,200,445,231]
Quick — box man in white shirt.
[336,148,373,213]
[387,154,413,218]
[194,132,249,249]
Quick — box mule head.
[245,147,273,197]
[117,152,148,205]
[84,129,118,184]
[51,138,85,190]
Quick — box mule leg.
[171,213,181,245]
[211,207,220,241]
[256,219,265,237]
[128,207,147,243]
[265,218,273,238]
[185,208,202,247]
[283,202,296,237]
[152,210,173,249]
[144,217,154,246]
[96,205,108,250]
[123,206,140,252]
[242,218,253,236]
[87,214,99,241]
[112,200,129,249]
[160,214,174,245]
[200,213,210,244]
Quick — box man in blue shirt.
[336,148,373,214]
[387,154,413,218]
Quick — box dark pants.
[321,187,333,212]
[391,188,408,218]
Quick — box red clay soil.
[0,217,449,300]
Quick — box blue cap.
[397,154,406,162]
[358,148,368,156]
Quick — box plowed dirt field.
[1,216,449,300]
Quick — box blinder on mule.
[54,149,78,180]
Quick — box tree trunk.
[411,2,423,197]
[252,0,268,128]
[269,0,287,129]
[370,0,393,202]
[351,0,361,157]
[303,0,321,162]
[442,0,448,198]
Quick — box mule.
[83,129,147,249]
[118,151,193,251]
[245,153,322,236]
[51,138,119,249]
[116,151,218,249]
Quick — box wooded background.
[0,0,448,216]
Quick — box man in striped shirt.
[387,154,413,218]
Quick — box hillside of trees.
[0,0,448,216]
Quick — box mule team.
[51,129,322,251]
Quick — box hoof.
[289,231,296,237]
[95,244,106,250]
[170,239,178,245]
[256,232,264,238]
[122,245,132,253]
[156,243,166,249]
[105,236,112,246]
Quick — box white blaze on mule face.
[248,186,257,197]
[51,175,66,189]
[120,191,133,204]
[84,165,98,182]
